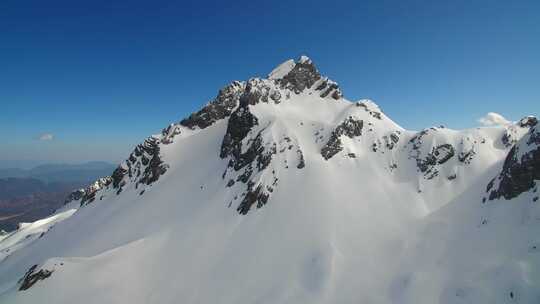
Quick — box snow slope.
[0,56,538,304]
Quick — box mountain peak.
[267,55,315,80]
[266,55,342,99]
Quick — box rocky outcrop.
[219,94,276,214]
[518,116,538,128]
[111,136,168,195]
[19,264,53,291]
[273,56,342,100]
[237,182,270,215]
[501,116,538,148]
[487,122,540,200]
[180,81,244,130]
[407,128,459,179]
[356,101,382,120]
[277,56,321,94]
[65,177,112,206]
[416,144,455,179]
[321,117,364,160]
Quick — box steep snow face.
[0,56,539,304]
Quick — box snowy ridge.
[0,56,539,304]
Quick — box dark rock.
[458,149,476,164]
[220,106,259,159]
[278,57,321,94]
[383,131,401,150]
[433,144,455,164]
[180,81,244,130]
[19,265,53,291]
[64,177,112,207]
[488,126,540,200]
[518,116,538,128]
[356,102,382,120]
[321,117,364,160]
[237,182,270,215]
[297,149,306,168]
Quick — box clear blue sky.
[1,0,538,164]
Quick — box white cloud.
[38,133,54,141]
[478,112,511,126]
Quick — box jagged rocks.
[380,131,401,151]
[64,177,112,206]
[270,56,343,100]
[277,56,321,94]
[408,129,456,180]
[180,81,244,130]
[112,137,169,194]
[237,182,270,215]
[416,144,455,179]
[220,103,275,214]
[19,265,53,291]
[458,149,476,164]
[433,144,455,164]
[160,123,182,144]
[220,107,259,161]
[317,80,342,100]
[518,116,538,128]
[321,117,364,160]
[356,101,382,120]
[297,149,305,169]
[80,177,112,206]
[487,125,540,200]
[501,116,538,148]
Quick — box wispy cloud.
[478,112,511,127]
[38,133,54,141]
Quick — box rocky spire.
[269,55,342,100]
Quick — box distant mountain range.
[0,161,115,231]
[0,161,115,183]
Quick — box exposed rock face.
[112,137,169,195]
[321,116,364,160]
[518,116,538,128]
[218,73,318,214]
[501,116,538,148]
[19,265,53,291]
[458,149,476,164]
[63,56,342,212]
[384,131,401,150]
[407,128,460,179]
[64,177,113,207]
[180,81,244,130]
[273,56,342,100]
[160,123,183,145]
[356,101,382,120]
[277,56,321,94]
[487,122,540,200]
[220,107,259,162]
[237,182,270,215]
[219,98,277,214]
[416,144,455,179]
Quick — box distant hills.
[0,161,115,231]
[0,161,115,183]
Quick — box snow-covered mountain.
[1,56,539,304]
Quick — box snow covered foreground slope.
[1,57,539,304]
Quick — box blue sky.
[1,0,539,165]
